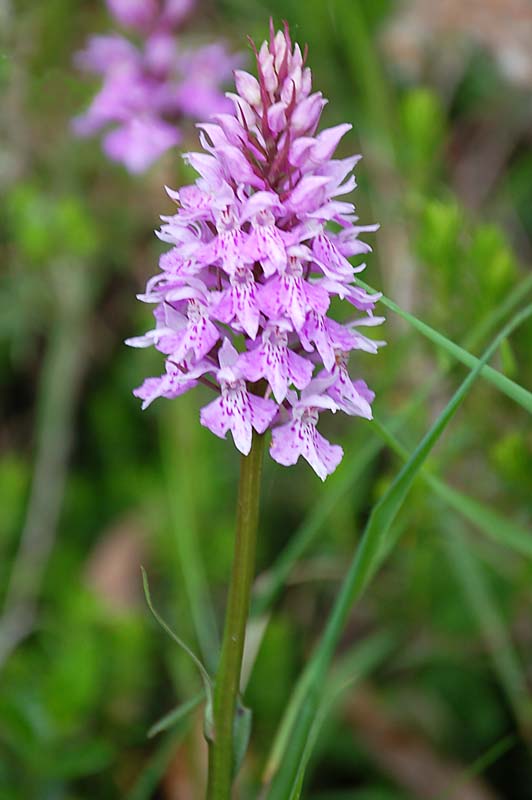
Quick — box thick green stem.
[207,432,265,799]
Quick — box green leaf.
[233,700,252,775]
[288,769,305,800]
[252,289,532,787]
[264,307,532,799]
[356,278,532,414]
[251,277,530,631]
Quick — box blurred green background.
[1,1,531,798]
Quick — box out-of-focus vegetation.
[1,1,531,798]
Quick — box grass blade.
[350,420,532,735]
[444,524,532,739]
[141,567,213,737]
[160,400,220,673]
[264,633,394,792]
[148,692,203,738]
[356,278,532,414]
[434,734,516,800]
[251,436,381,619]
[264,307,531,799]
[126,728,188,800]
[253,279,532,626]
[142,567,212,693]
[427,480,532,558]
[371,418,532,559]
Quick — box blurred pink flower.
[73,1,240,172]
[106,0,195,32]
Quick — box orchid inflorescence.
[73,0,240,173]
[127,22,384,479]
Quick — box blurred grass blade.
[262,662,315,787]
[251,436,381,619]
[141,567,213,713]
[264,307,531,798]
[287,772,304,800]
[427,480,532,558]
[148,692,203,738]
[356,278,532,413]
[372,418,532,559]
[444,525,532,739]
[126,728,188,800]
[265,633,394,793]
[435,734,516,800]
[160,402,219,672]
[464,273,532,352]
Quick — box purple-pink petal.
[270,411,343,480]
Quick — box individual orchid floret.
[200,339,277,455]
[128,22,384,479]
[212,264,262,340]
[270,383,343,482]
[73,1,241,172]
[257,248,330,332]
[133,356,210,409]
[325,352,375,418]
[241,320,313,404]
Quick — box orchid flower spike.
[128,21,384,479]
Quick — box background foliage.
[1,1,531,798]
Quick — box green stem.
[207,432,265,799]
